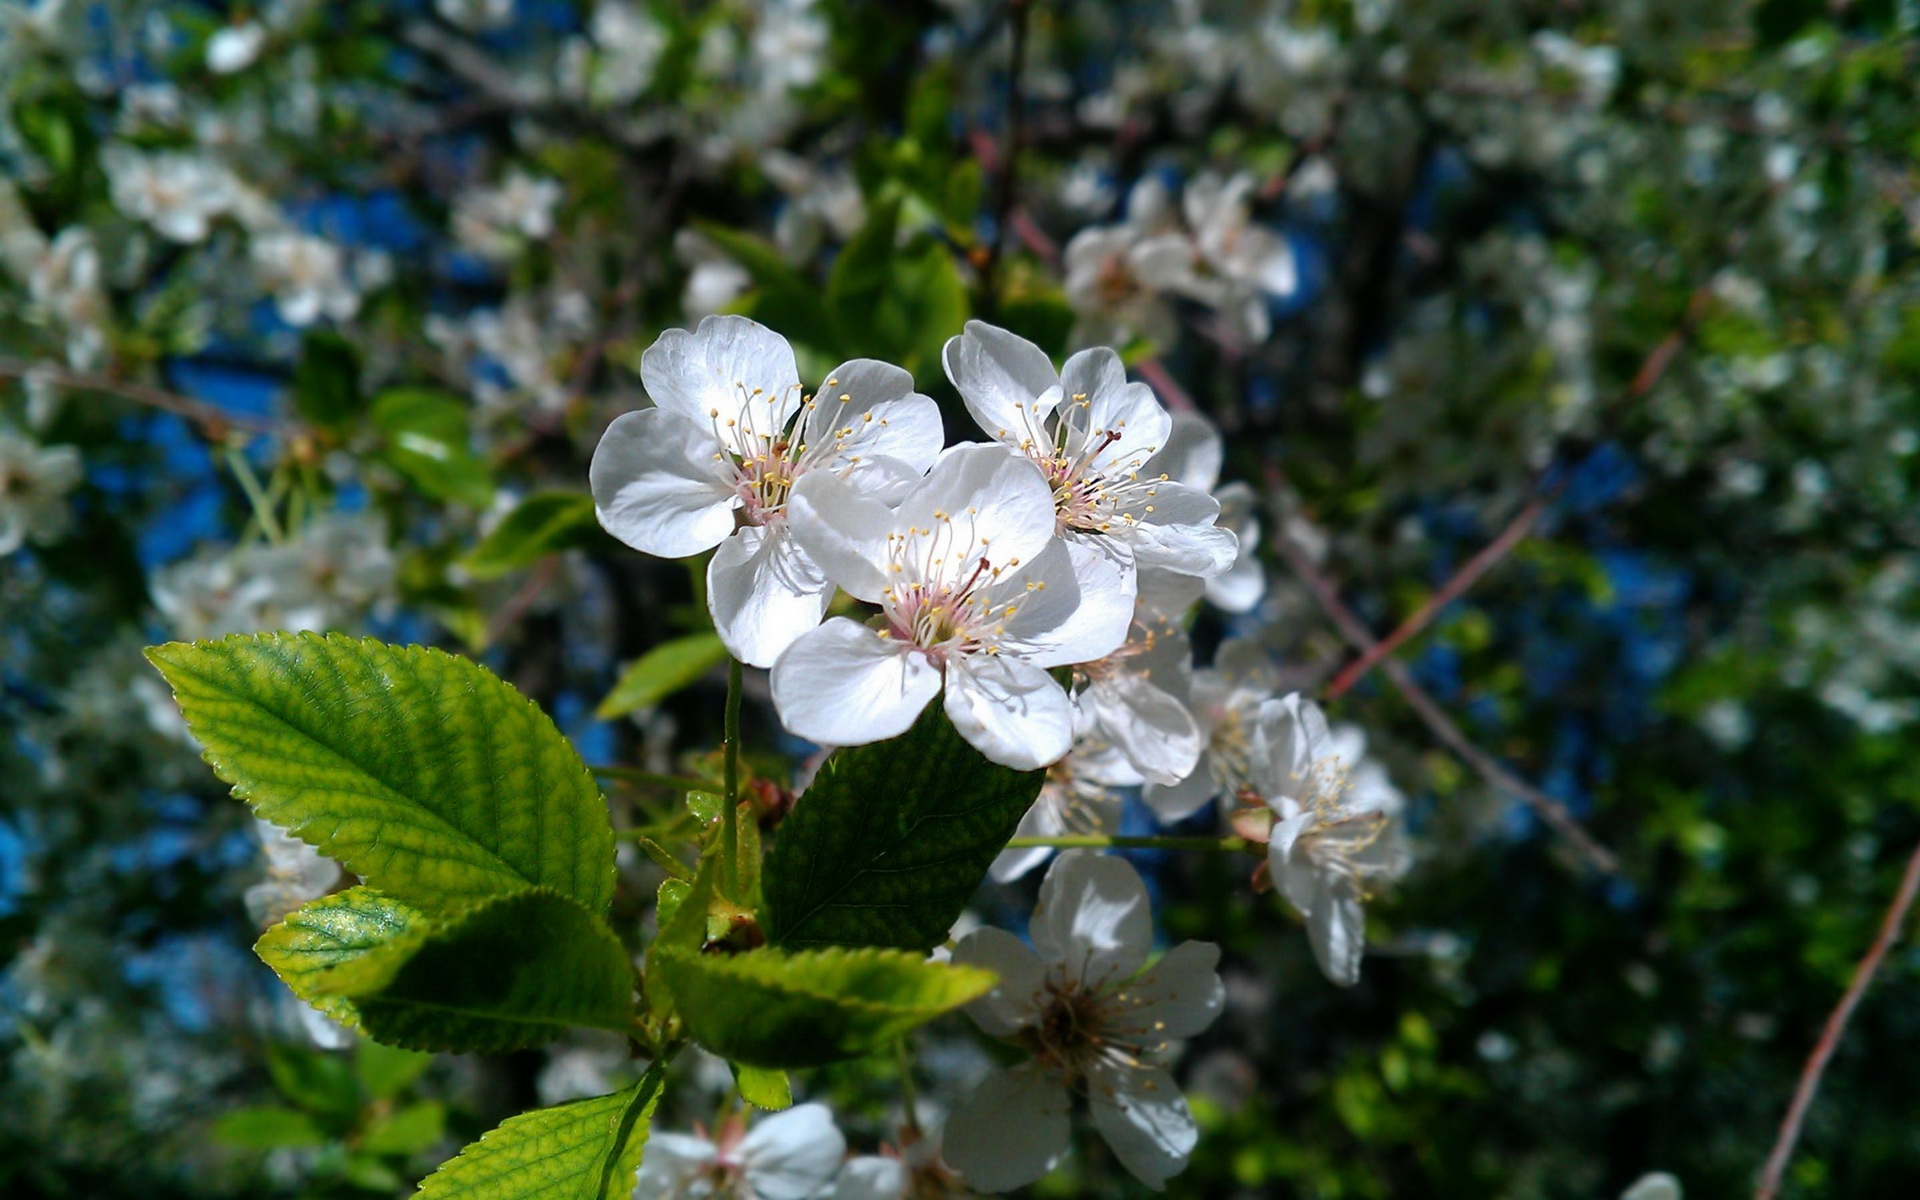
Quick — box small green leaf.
[308,890,636,1055]
[293,330,365,429]
[146,633,614,915]
[657,945,995,1068]
[257,887,427,1030]
[373,387,493,507]
[360,1101,447,1156]
[596,633,729,719]
[357,1040,433,1102]
[264,1042,362,1124]
[764,703,1043,952]
[732,1064,793,1111]
[463,492,601,580]
[414,1066,667,1200]
[214,1106,328,1149]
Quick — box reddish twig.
[1264,464,1619,873]
[0,356,287,436]
[1755,836,1920,1200]
[483,555,562,647]
[1325,494,1548,698]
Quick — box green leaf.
[357,1040,433,1102]
[146,633,614,915]
[732,1064,793,1111]
[265,1042,362,1125]
[360,1101,447,1156]
[657,945,995,1068]
[293,330,365,429]
[415,1066,666,1200]
[214,1106,328,1149]
[257,887,427,1030]
[596,633,729,719]
[463,492,601,580]
[825,197,900,325]
[373,387,493,507]
[763,703,1044,952]
[295,889,636,1055]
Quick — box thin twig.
[1755,836,1920,1200]
[0,356,285,435]
[1326,495,1549,698]
[976,0,1032,318]
[482,555,560,647]
[1264,466,1620,873]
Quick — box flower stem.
[1002,834,1253,852]
[721,656,744,897]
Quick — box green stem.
[721,657,744,897]
[590,765,709,792]
[1002,834,1252,852]
[896,1039,923,1137]
[225,447,284,545]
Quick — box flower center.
[995,392,1163,537]
[1022,972,1172,1093]
[875,510,1035,664]
[711,377,873,525]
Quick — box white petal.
[944,320,1061,445]
[942,1064,1072,1195]
[1079,378,1172,475]
[589,408,738,558]
[741,1102,848,1200]
[1130,483,1237,578]
[1086,1060,1198,1191]
[1147,412,1223,492]
[1142,762,1220,822]
[1085,673,1202,786]
[706,525,832,668]
[1252,694,1332,801]
[1005,537,1135,669]
[1136,566,1206,620]
[771,618,942,748]
[1113,941,1225,1040]
[1031,850,1151,986]
[950,926,1046,1037]
[898,445,1057,586]
[634,1132,717,1198]
[944,654,1073,770]
[828,1156,909,1200]
[804,358,945,475]
[991,789,1070,883]
[787,470,897,603]
[1621,1172,1684,1200]
[640,314,801,429]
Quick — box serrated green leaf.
[596,633,728,719]
[415,1066,666,1200]
[146,633,614,915]
[293,330,365,429]
[360,1101,447,1156]
[732,1064,793,1111]
[463,492,600,580]
[257,887,427,1030]
[284,889,635,1055]
[214,1106,328,1149]
[357,1039,432,1102]
[763,703,1043,952]
[373,387,493,507]
[657,945,995,1068]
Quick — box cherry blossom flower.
[102,146,238,243]
[1062,176,1196,349]
[771,443,1131,769]
[828,1125,973,1200]
[637,1102,847,1200]
[250,231,359,326]
[0,428,81,555]
[946,852,1224,1192]
[1251,694,1410,986]
[452,170,563,258]
[1143,636,1277,821]
[591,315,943,667]
[1181,172,1298,343]
[943,321,1236,597]
[205,22,266,74]
[1072,605,1202,786]
[1142,412,1266,613]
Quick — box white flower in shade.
[943,321,1236,594]
[675,228,753,319]
[452,170,563,257]
[946,852,1224,1192]
[250,231,359,325]
[1620,1172,1682,1200]
[0,429,82,554]
[26,227,108,369]
[587,1,668,105]
[102,146,236,243]
[1181,172,1297,344]
[1073,605,1202,786]
[1143,412,1265,613]
[205,21,266,73]
[1251,695,1409,986]
[991,736,1130,883]
[592,316,943,667]
[828,1126,972,1200]
[243,819,342,927]
[637,1102,847,1200]
[771,443,1131,769]
[1061,176,1196,349]
[1143,637,1276,821]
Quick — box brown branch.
[975,0,1032,319]
[0,356,287,436]
[1264,463,1620,873]
[1325,495,1548,698]
[1755,836,1920,1200]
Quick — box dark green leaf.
[293,330,365,429]
[357,1040,433,1102]
[596,633,729,719]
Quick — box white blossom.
[0,428,82,555]
[102,146,239,244]
[242,819,341,927]
[453,170,563,258]
[593,315,944,667]
[1062,176,1195,349]
[1073,605,1202,786]
[250,231,359,326]
[206,22,266,74]
[1142,412,1265,613]
[586,1,668,105]
[26,227,108,368]
[991,735,1130,883]
[1144,636,1277,821]
[827,1126,971,1200]
[637,1102,847,1200]
[771,443,1131,769]
[947,852,1224,1192]
[1251,694,1409,986]
[1181,172,1297,344]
